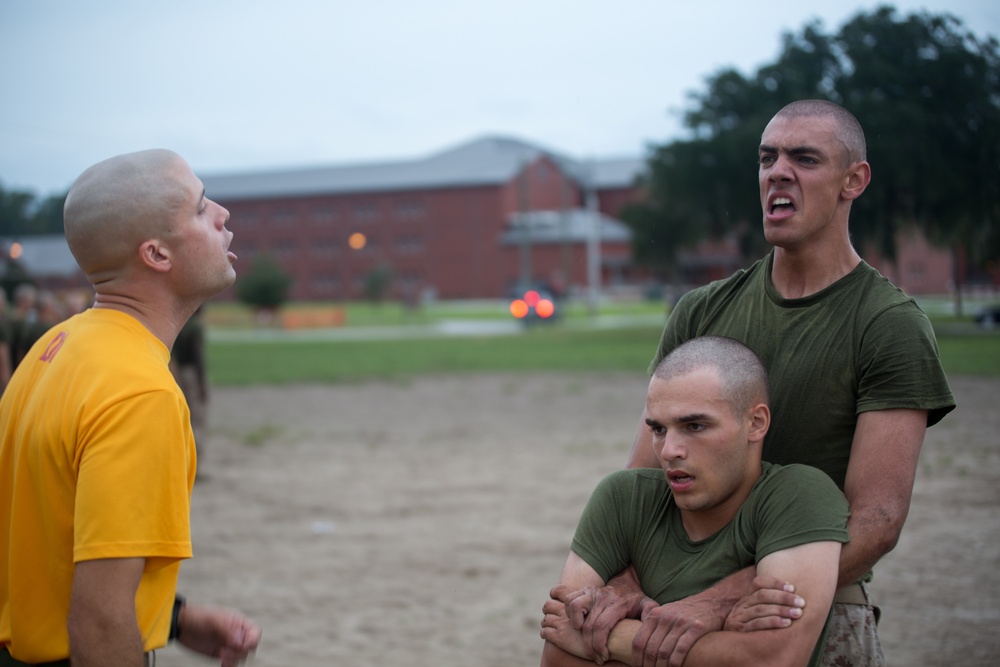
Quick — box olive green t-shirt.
[652,253,955,490]
[572,463,849,667]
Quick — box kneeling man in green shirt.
[540,336,849,667]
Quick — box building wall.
[863,229,955,295]
[218,155,626,301]
[212,141,962,302]
[500,239,636,296]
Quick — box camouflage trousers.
[821,583,886,667]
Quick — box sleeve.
[751,465,850,564]
[570,470,636,583]
[74,389,194,565]
[857,302,956,426]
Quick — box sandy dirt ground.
[154,373,1000,667]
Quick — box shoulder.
[676,257,768,307]
[57,311,177,392]
[755,462,846,507]
[590,469,669,509]
[748,463,850,557]
[597,468,665,491]
[848,262,927,320]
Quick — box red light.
[524,290,541,307]
[510,299,529,319]
[535,299,555,318]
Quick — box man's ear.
[139,239,172,273]
[747,403,770,444]
[841,160,871,202]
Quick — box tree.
[236,255,293,312]
[625,5,1000,297]
[0,183,67,236]
[362,263,393,305]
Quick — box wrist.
[608,619,642,663]
[169,594,186,641]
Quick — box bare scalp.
[63,149,188,282]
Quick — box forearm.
[68,614,145,667]
[542,640,630,667]
[607,620,642,664]
[681,629,809,667]
[837,507,904,586]
[689,566,756,622]
[839,409,925,586]
[604,568,756,665]
[68,558,146,667]
[602,621,791,666]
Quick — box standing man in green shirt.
[564,100,955,667]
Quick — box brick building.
[195,133,971,303]
[200,136,646,302]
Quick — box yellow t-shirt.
[0,308,196,662]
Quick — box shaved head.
[773,99,867,165]
[653,337,770,417]
[63,149,192,282]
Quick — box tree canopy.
[624,5,1000,281]
[0,183,67,236]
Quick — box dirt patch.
[155,374,1000,666]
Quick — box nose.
[768,154,794,183]
[657,434,686,464]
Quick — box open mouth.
[668,470,694,486]
[770,196,795,214]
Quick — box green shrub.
[236,255,293,310]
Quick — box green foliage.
[362,263,393,304]
[235,254,294,310]
[0,183,67,236]
[627,5,1000,274]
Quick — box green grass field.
[204,302,1000,385]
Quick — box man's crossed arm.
[540,540,840,667]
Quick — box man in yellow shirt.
[0,149,261,666]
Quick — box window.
[394,199,425,219]
[394,236,425,253]
[311,205,338,224]
[272,209,296,227]
[353,201,379,221]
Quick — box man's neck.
[770,243,862,299]
[680,463,762,542]
[91,292,195,350]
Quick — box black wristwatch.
[169,594,186,641]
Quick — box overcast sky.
[1,0,997,197]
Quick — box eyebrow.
[645,413,712,427]
[676,412,712,423]
[759,144,827,159]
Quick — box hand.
[724,576,804,632]
[177,603,262,666]
[551,579,653,665]
[631,597,724,667]
[540,598,590,661]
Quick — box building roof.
[200,136,646,201]
[1,236,81,279]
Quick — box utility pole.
[518,159,532,289]
[585,162,601,315]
